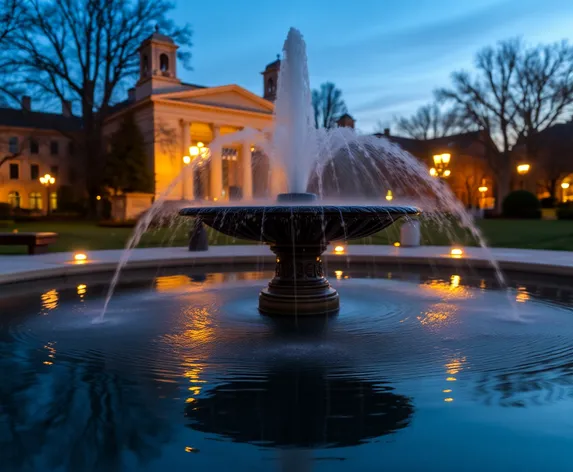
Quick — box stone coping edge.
[1,252,572,287]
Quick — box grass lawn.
[1,218,573,254]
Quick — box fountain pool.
[2,265,573,471]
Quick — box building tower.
[262,55,281,102]
[135,26,181,101]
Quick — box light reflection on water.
[2,268,573,471]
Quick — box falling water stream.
[100,27,506,319]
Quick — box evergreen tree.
[103,113,153,195]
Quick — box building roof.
[0,107,82,132]
[375,130,484,157]
[145,25,174,44]
[264,55,281,70]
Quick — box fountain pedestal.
[259,245,339,316]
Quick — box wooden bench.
[0,232,58,255]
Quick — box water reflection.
[185,364,414,449]
[0,351,171,471]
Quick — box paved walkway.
[0,245,572,285]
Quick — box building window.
[50,140,59,155]
[159,53,169,72]
[9,163,19,180]
[50,165,58,177]
[29,192,42,210]
[8,137,18,154]
[30,139,39,154]
[68,141,75,156]
[267,77,275,94]
[8,191,20,208]
[50,192,58,211]
[142,54,149,75]
[30,164,39,180]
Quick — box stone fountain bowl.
[178,204,420,245]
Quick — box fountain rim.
[179,205,421,217]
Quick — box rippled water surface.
[2,267,573,472]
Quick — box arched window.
[8,191,20,208]
[141,54,149,75]
[160,53,169,72]
[29,192,42,210]
[267,77,275,94]
[50,192,58,211]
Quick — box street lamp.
[431,153,452,178]
[516,163,530,189]
[478,185,488,209]
[562,181,570,202]
[39,173,55,214]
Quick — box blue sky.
[173,0,573,133]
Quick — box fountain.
[179,29,420,315]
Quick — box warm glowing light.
[41,289,59,310]
[450,248,463,257]
[43,361,53,365]
[446,377,457,382]
[335,270,343,280]
[450,274,461,288]
[77,284,87,296]
[516,286,530,303]
[433,153,451,165]
[12,229,18,233]
[189,146,199,156]
[443,169,451,177]
[197,142,204,148]
[561,182,570,189]
[385,189,393,201]
[185,446,198,453]
[517,164,530,175]
[39,173,55,185]
[444,397,454,402]
[443,389,452,393]
[334,245,345,254]
[250,145,255,152]
[394,242,401,247]
[183,155,191,164]
[478,186,488,193]
[429,167,437,177]
[96,195,101,200]
[73,252,87,262]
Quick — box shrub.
[540,196,558,209]
[557,203,573,220]
[0,202,11,219]
[502,190,541,219]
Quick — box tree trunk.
[495,166,511,214]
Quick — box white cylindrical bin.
[400,219,421,247]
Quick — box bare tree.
[394,103,463,140]
[437,39,521,210]
[0,0,26,104]
[513,40,573,160]
[312,82,347,129]
[4,0,192,209]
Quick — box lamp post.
[39,173,55,215]
[478,185,488,209]
[430,153,452,179]
[182,155,191,200]
[516,164,530,190]
[562,181,570,202]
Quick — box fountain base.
[258,245,339,316]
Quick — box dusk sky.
[174,0,573,133]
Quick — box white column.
[241,141,253,200]
[210,125,223,200]
[181,121,193,200]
